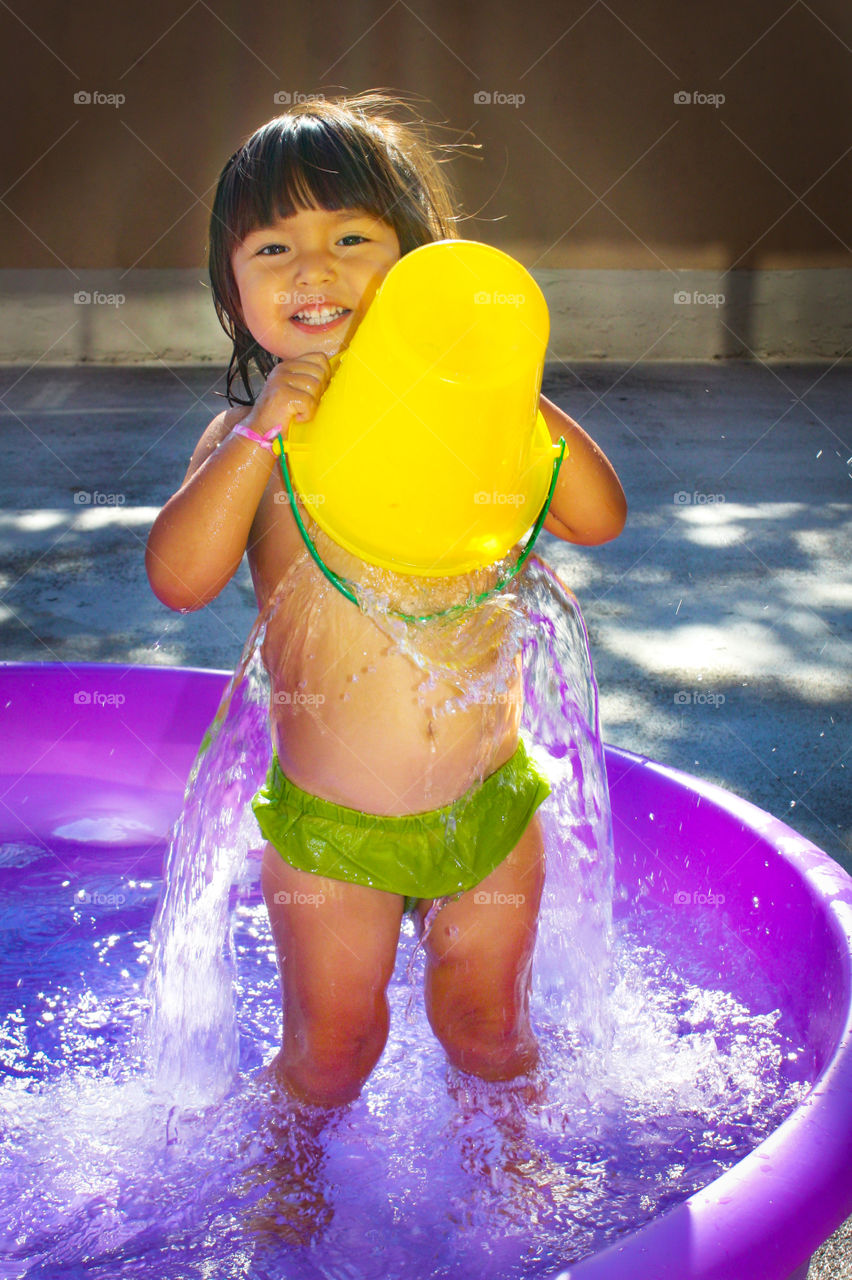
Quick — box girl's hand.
[239,353,334,441]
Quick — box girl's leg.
[261,843,404,1107]
[419,816,545,1080]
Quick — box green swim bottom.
[251,739,550,908]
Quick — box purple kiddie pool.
[1,660,851,1280]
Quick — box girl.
[146,93,626,1110]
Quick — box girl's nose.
[295,250,335,285]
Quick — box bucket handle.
[273,434,566,623]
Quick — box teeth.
[293,306,347,325]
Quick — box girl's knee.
[281,990,392,1105]
[303,989,389,1052]
[433,1009,537,1081]
[427,984,536,1080]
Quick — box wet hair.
[209,93,464,405]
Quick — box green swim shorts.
[251,739,550,906]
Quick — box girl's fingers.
[286,394,317,422]
[270,355,333,419]
[245,353,334,433]
[274,353,332,383]
[281,372,326,395]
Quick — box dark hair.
[209,93,464,405]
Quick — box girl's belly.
[262,583,522,815]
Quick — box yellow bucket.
[283,239,557,576]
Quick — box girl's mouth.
[290,305,351,332]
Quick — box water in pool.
[0,560,810,1279]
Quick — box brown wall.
[1,0,850,272]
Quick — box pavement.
[0,359,850,1274]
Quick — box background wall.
[0,0,850,359]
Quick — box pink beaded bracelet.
[231,421,284,452]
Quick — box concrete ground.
[0,360,850,1274]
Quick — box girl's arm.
[145,354,332,612]
[145,411,277,612]
[538,395,627,545]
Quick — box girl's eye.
[257,244,288,256]
[338,234,368,246]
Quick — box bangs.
[220,114,411,248]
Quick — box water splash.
[521,558,615,1056]
[139,610,272,1105]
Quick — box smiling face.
[231,206,401,361]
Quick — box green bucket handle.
[273,434,566,624]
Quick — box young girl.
[146,93,626,1110]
